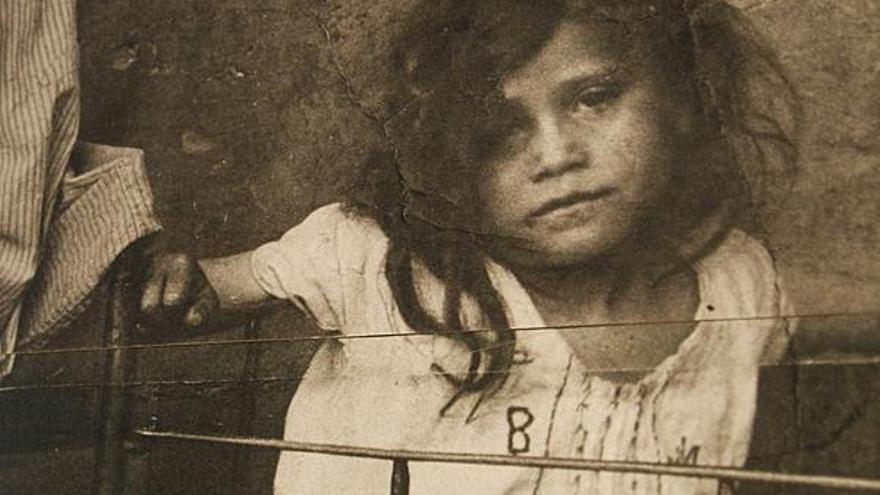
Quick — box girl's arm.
[199,252,273,313]
[140,250,280,332]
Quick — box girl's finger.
[184,286,220,328]
[140,265,166,314]
[162,256,194,307]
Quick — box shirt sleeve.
[0,0,79,378]
[250,203,381,332]
[761,280,798,364]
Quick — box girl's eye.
[573,85,621,112]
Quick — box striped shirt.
[0,1,161,377]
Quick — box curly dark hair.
[345,0,800,416]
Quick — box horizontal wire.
[15,378,304,394]
[135,429,880,492]
[6,309,878,359]
[3,354,880,393]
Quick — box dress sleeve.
[250,203,382,332]
[761,271,799,365]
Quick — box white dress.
[251,203,794,495]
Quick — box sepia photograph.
[1,0,879,494]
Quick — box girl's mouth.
[530,188,616,218]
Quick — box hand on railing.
[138,250,220,333]
[134,237,278,339]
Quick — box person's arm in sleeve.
[140,251,276,330]
[140,204,353,334]
[0,0,79,377]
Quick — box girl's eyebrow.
[558,63,625,88]
[544,70,626,106]
[502,63,625,103]
[558,72,619,93]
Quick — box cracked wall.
[69,0,880,493]
[79,0,880,315]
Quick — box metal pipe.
[391,459,410,495]
[94,251,136,495]
[135,429,880,493]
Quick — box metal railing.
[85,252,880,494]
[94,248,138,495]
[134,429,880,494]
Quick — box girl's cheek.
[481,149,531,199]
[479,132,532,175]
[475,169,512,228]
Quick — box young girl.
[141,0,801,493]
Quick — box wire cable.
[135,429,880,492]
[5,309,877,359]
[3,354,880,393]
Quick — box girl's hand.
[139,253,220,329]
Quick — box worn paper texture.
[1,1,878,494]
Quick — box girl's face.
[477,18,692,268]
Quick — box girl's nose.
[529,116,587,182]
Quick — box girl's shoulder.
[697,229,796,363]
[297,202,387,238]
[258,202,391,289]
[695,228,786,316]
[252,203,391,330]
[284,202,389,255]
[702,228,775,269]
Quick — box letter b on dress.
[506,406,535,455]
